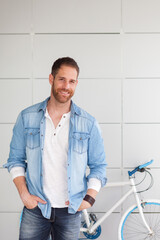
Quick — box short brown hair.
[51,57,79,78]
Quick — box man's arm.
[3,112,27,171]
[78,177,101,211]
[4,112,46,209]
[87,119,107,187]
[78,119,107,211]
[77,188,98,211]
[13,176,46,209]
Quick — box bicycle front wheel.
[119,199,160,240]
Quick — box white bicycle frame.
[80,177,153,235]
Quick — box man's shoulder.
[72,102,95,123]
[21,98,48,115]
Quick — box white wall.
[1,0,160,239]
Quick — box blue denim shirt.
[4,97,107,219]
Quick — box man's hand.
[77,200,91,211]
[13,176,46,209]
[21,192,47,209]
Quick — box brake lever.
[139,167,151,172]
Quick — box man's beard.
[52,85,74,103]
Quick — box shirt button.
[68,177,70,179]
[41,148,43,150]
[41,134,43,137]
[63,116,66,118]
[59,125,61,127]
[41,122,43,124]
[54,133,56,136]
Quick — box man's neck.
[47,95,71,118]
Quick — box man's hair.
[51,57,79,78]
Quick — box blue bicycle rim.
[121,202,160,240]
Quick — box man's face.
[50,65,78,104]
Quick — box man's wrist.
[20,189,30,200]
[83,194,95,206]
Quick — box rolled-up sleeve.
[87,119,107,187]
[3,112,27,172]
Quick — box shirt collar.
[37,96,81,116]
[70,101,81,116]
[37,97,50,112]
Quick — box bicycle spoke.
[120,201,160,240]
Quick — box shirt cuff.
[88,178,101,192]
[10,167,25,180]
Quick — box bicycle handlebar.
[128,160,154,177]
[139,159,154,169]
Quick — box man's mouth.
[59,90,70,96]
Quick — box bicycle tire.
[118,199,160,240]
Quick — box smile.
[59,91,70,96]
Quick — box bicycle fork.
[131,178,154,236]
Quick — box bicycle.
[80,159,160,239]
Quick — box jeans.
[19,206,82,240]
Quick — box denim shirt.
[4,97,107,219]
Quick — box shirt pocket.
[25,128,40,149]
[72,132,90,154]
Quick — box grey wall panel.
[123,124,160,168]
[73,79,121,123]
[100,124,121,167]
[0,80,32,123]
[0,124,13,167]
[123,79,160,123]
[34,35,121,78]
[0,35,32,78]
[0,170,23,212]
[123,0,160,32]
[124,35,160,78]
[33,0,121,33]
[0,0,31,33]
[0,213,20,240]
[33,79,51,104]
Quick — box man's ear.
[76,79,78,87]
[49,74,54,85]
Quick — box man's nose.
[63,81,70,89]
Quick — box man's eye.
[70,80,76,84]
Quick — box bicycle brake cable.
[133,170,147,186]
[136,169,154,193]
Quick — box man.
[4,57,107,240]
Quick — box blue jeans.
[19,206,82,240]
